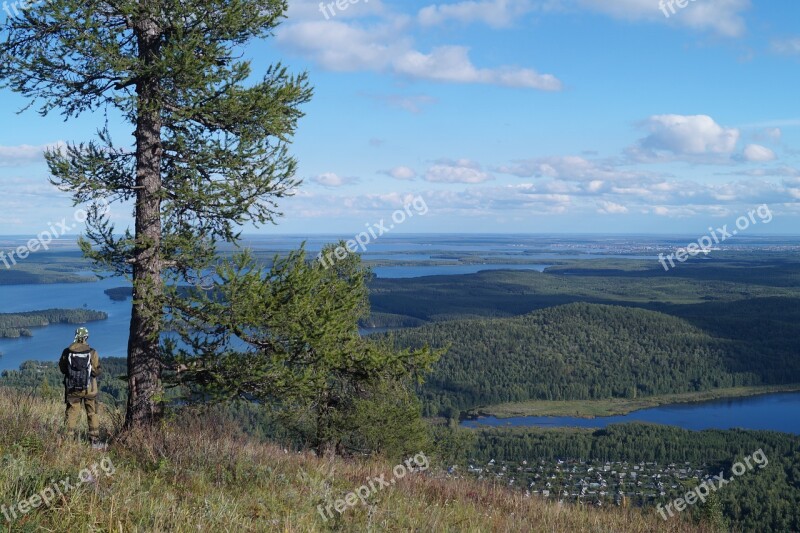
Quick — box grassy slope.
[0,389,710,532]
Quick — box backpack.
[66,349,93,392]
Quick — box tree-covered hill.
[0,308,107,338]
[386,303,800,417]
[367,257,800,324]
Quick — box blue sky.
[1,0,800,235]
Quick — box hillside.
[386,302,800,416]
[0,389,711,532]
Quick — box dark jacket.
[59,342,101,398]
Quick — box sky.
[1,0,800,236]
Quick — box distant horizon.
[2,232,800,239]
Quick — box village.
[462,458,716,508]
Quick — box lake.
[462,392,800,434]
[0,260,550,373]
[0,275,132,371]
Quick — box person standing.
[59,327,103,448]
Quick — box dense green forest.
[0,308,107,339]
[0,252,95,285]
[368,256,800,323]
[386,302,800,416]
[0,357,128,404]
[367,258,800,416]
[472,423,800,532]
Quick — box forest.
[0,308,107,339]
[384,300,800,417]
[363,257,800,417]
[472,423,800,532]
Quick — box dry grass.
[0,388,712,532]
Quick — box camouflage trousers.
[65,392,100,439]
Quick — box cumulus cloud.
[491,149,796,212]
[310,172,359,187]
[416,0,749,36]
[275,20,411,72]
[281,173,797,222]
[577,0,750,37]
[424,159,495,183]
[381,166,418,180]
[0,142,64,166]
[627,114,740,162]
[394,45,562,90]
[751,127,782,142]
[418,0,540,28]
[597,200,629,214]
[741,144,777,162]
[496,155,659,182]
[275,18,562,90]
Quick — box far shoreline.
[467,384,800,420]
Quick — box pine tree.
[166,244,441,456]
[1,0,311,427]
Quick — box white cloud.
[784,178,800,200]
[751,127,782,142]
[742,144,777,162]
[496,155,660,183]
[394,46,562,90]
[628,114,740,162]
[382,166,418,180]
[772,37,800,55]
[424,159,495,183]
[275,18,562,91]
[276,20,411,72]
[597,200,629,214]
[418,0,539,28]
[724,166,799,178]
[280,172,797,221]
[0,142,63,166]
[577,0,750,37]
[310,172,359,187]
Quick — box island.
[0,309,108,338]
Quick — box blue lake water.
[461,392,800,434]
[0,275,132,371]
[0,262,550,372]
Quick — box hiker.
[59,327,102,447]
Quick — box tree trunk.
[125,11,164,429]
